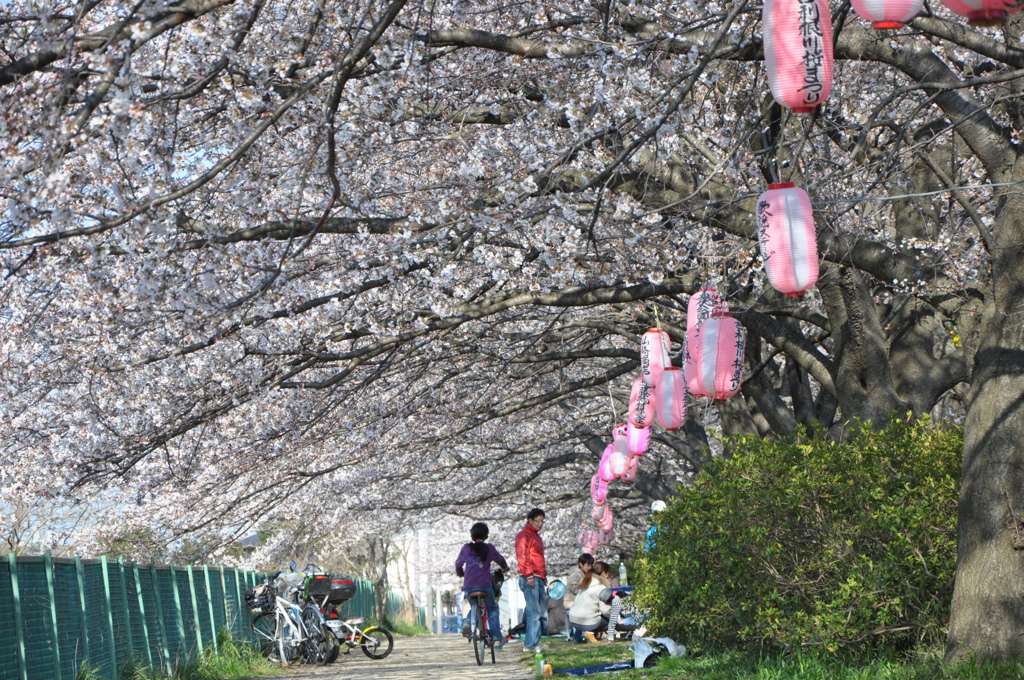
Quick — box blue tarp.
[555,661,634,676]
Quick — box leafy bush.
[631,417,961,656]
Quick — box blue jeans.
[519,576,547,649]
[464,587,502,641]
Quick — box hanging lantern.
[628,377,656,428]
[592,503,608,523]
[598,444,616,482]
[756,183,819,297]
[621,454,639,482]
[941,0,1022,23]
[654,366,686,430]
[577,527,586,546]
[763,0,834,113]
[591,473,608,505]
[851,0,923,27]
[584,531,598,555]
[593,473,609,504]
[691,313,746,400]
[626,421,650,457]
[598,529,612,546]
[609,436,629,477]
[640,328,672,387]
[599,507,613,533]
[685,288,728,396]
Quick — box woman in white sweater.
[567,572,612,643]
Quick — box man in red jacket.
[515,508,547,652]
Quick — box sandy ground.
[266,633,536,680]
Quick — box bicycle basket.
[245,583,277,613]
[491,569,505,600]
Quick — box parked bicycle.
[246,569,331,665]
[300,564,394,661]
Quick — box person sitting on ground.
[567,568,612,643]
[455,522,510,649]
[563,553,594,638]
[592,561,628,640]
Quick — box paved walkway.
[271,634,535,680]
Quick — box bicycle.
[248,577,331,665]
[466,569,505,665]
[321,613,394,660]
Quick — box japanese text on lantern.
[798,0,825,103]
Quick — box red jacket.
[515,522,546,580]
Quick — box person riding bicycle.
[455,522,510,650]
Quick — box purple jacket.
[455,542,509,590]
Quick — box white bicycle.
[248,574,331,665]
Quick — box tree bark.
[946,184,1024,662]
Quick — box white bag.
[628,633,686,669]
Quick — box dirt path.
[272,634,536,680]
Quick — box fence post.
[74,556,91,673]
[8,553,28,680]
[186,565,204,655]
[99,556,118,680]
[43,553,63,679]
[116,557,136,666]
[218,566,229,637]
[131,562,153,668]
[169,565,187,663]
[202,565,218,652]
[150,565,171,672]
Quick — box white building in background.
[389,522,529,633]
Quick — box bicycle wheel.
[253,612,296,664]
[359,627,394,659]
[251,612,279,660]
[473,607,486,666]
[301,606,331,666]
[325,627,341,663]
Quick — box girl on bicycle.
[455,522,510,649]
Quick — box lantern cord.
[654,304,661,330]
[703,397,712,432]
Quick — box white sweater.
[568,578,611,627]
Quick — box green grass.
[76,629,281,680]
[523,638,1024,679]
[383,617,430,636]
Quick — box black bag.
[491,569,505,600]
[303,572,332,602]
[245,583,277,613]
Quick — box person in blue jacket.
[645,500,667,550]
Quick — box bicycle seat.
[468,590,488,599]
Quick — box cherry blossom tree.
[1,0,1022,661]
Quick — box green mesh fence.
[0,554,415,680]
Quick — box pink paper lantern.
[685,288,728,395]
[763,0,834,113]
[598,529,612,546]
[851,0,923,27]
[757,183,819,297]
[654,366,686,431]
[621,455,639,482]
[691,314,746,400]
[940,0,1022,23]
[598,444,616,482]
[609,437,629,477]
[599,507,613,533]
[626,421,650,457]
[578,527,586,546]
[585,532,598,555]
[592,503,608,522]
[591,473,608,505]
[628,376,656,428]
[640,328,672,387]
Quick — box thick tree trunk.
[946,192,1024,662]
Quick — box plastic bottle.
[618,561,628,586]
[535,649,544,676]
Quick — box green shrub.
[631,417,961,656]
